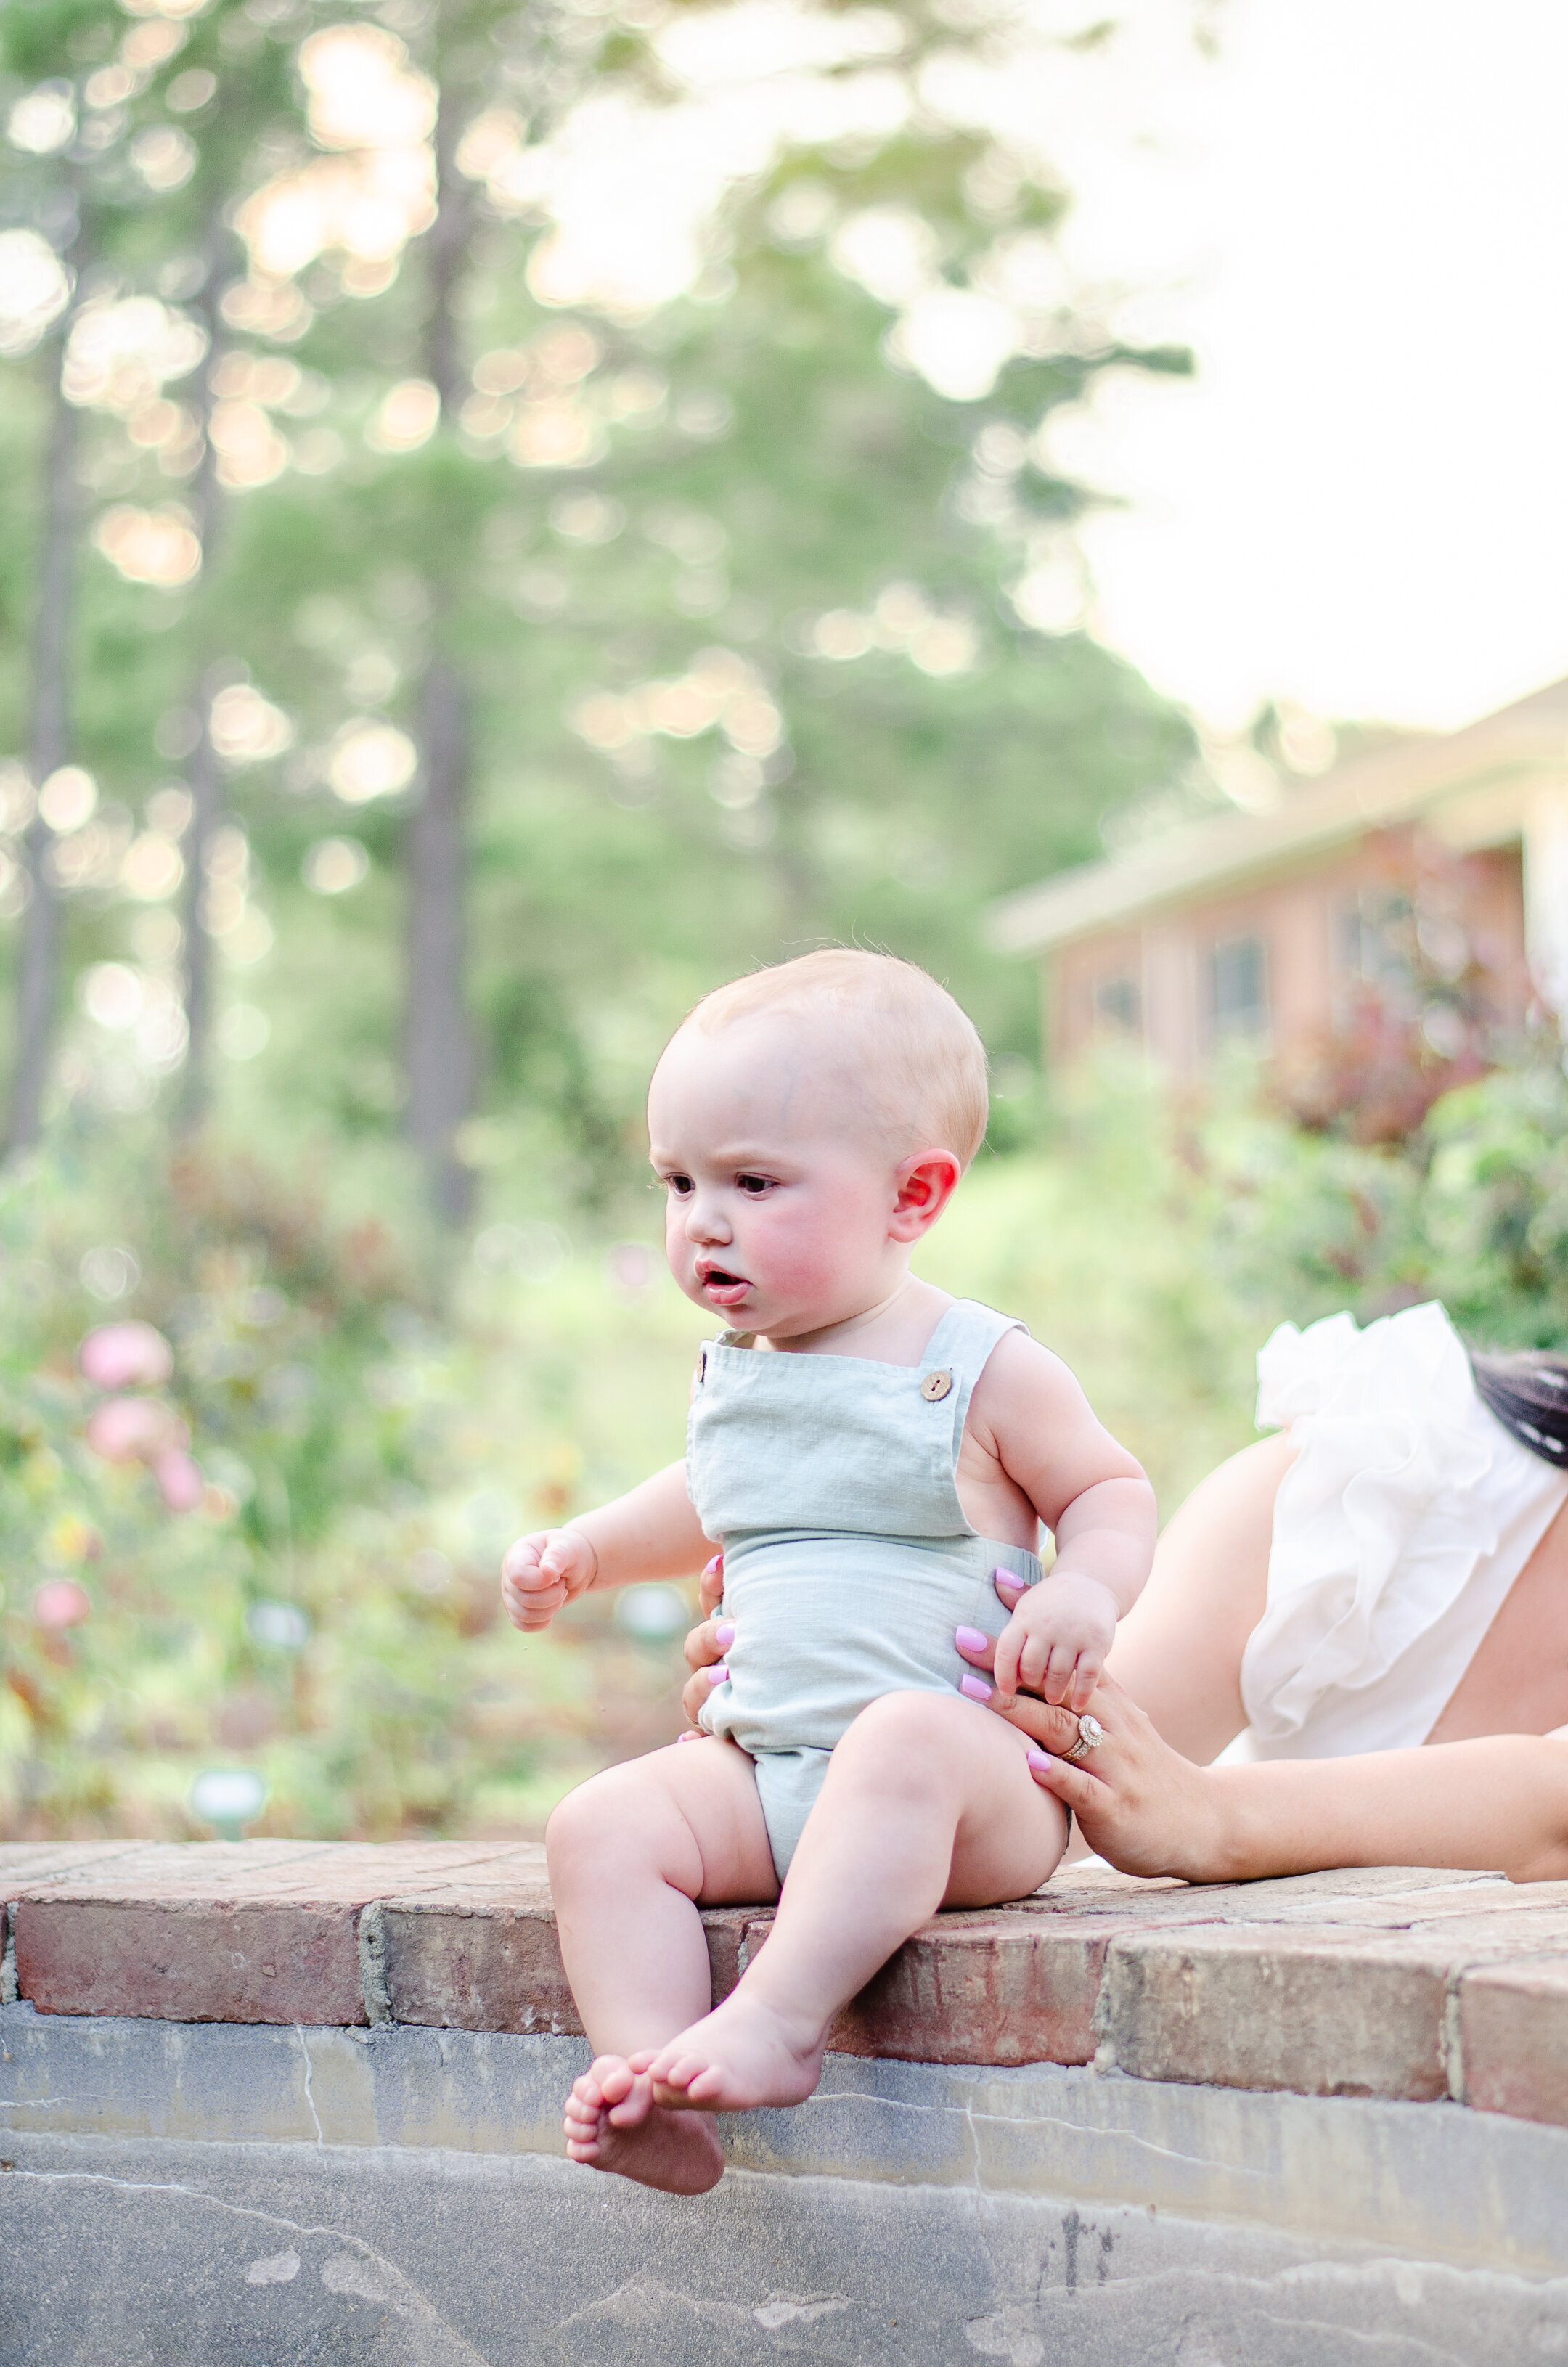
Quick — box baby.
[502,951,1156,2195]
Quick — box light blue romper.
[688,1297,1044,1884]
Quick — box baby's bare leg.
[547,1736,777,2192]
[642,1693,1067,2114]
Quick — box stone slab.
[9,2006,1568,2276]
[7,2128,1568,2367]
[8,2127,1568,2367]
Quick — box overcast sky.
[1066,0,1568,735]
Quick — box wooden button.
[920,1369,954,1402]
[697,1349,707,1383]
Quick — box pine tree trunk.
[176,263,229,1131]
[404,654,477,1222]
[403,81,478,1222]
[7,346,78,1154]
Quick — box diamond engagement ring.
[1061,1712,1104,1765]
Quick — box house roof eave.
[986,675,1568,960]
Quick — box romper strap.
[919,1298,1029,1442]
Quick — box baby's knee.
[839,1688,976,1763]
[546,1767,629,1883]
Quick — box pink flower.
[86,1396,189,1465]
[33,1579,91,1630]
[154,1447,205,1513]
[79,1322,173,1391]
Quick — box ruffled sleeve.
[1241,1302,1499,1743]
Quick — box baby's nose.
[685,1196,730,1241]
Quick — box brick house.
[987,676,1568,1076]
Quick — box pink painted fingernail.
[703,1555,722,1577]
[716,1622,735,1650]
[1026,1749,1054,1772]
[677,1730,699,1744]
[959,1672,992,1704]
[707,1662,730,1685]
[955,1624,990,1654]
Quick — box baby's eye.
[664,1172,694,1198]
[736,1173,775,1196]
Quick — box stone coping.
[4,1842,1568,2131]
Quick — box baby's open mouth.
[700,1267,750,1299]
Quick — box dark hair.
[1471,1350,1568,1468]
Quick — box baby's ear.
[891,1148,963,1235]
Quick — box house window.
[1092,973,1140,1034]
[1210,935,1268,1040]
[1337,892,1416,1006]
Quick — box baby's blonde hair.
[684,949,989,1167]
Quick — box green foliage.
[0,1121,710,1839]
[1199,1047,1568,1352]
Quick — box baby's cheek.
[746,1210,840,1297]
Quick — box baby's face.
[648,1012,915,1339]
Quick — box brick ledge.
[4,1843,1568,2130]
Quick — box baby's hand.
[992,1569,1117,1714]
[500,1527,598,1632]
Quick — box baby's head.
[648,951,988,1336]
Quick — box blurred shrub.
[1201,1043,1568,1349]
[0,1127,703,1842]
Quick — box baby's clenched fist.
[501,1526,599,1632]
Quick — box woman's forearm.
[1192,1735,1568,1887]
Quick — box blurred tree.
[0,0,1200,1218]
[1,5,98,1153]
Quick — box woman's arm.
[984,1673,1568,1888]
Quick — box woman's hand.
[957,1575,1226,1881]
[680,1555,732,1730]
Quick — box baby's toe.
[651,2049,702,2093]
[605,2070,656,2129]
[587,2053,637,2105]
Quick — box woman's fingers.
[1024,1747,1110,1818]
[682,1614,734,1676]
[698,1553,724,1618]
[958,1673,1085,1754]
[679,1659,729,1729]
[954,1623,997,1672]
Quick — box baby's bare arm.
[969,1334,1158,1709]
[502,1460,716,1633]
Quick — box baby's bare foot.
[641,1992,825,2114]
[562,2056,724,2195]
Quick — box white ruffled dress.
[1233,1301,1568,1760]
